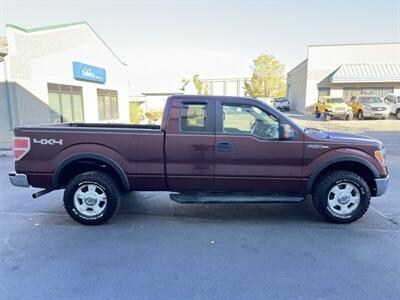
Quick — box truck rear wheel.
[312,170,370,223]
[63,171,121,225]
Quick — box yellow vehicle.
[348,95,390,120]
[315,96,353,121]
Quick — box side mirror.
[279,124,295,140]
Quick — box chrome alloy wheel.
[327,182,360,215]
[73,184,107,216]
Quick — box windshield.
[359,96,382,104]
[326,98,344,104]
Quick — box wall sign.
[73,61,106,84]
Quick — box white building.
[287,43,400,113]
[184,77,250,97]
[0,22,129,148]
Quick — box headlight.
[374,150,385,165]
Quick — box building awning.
[329,64,400,83]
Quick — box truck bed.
[14,123,166,190]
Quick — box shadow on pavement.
[116,191,324,224]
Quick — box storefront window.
[318,88,330,98]
[97,89,119,120]
[48,83,84,123]
[343,87,394,100]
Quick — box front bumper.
[326,109,351,117]
[374,176,389,196]
[9,172,30,187]
[363,110,390,118]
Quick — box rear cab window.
[180,102,213,133]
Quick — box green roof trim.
[6,22,126,65]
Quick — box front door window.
[222,104,279,139]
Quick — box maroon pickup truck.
[9,95,389,225]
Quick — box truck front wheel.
[63,171,121,225]
[312,170,370,223]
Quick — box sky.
[1,0,399,93]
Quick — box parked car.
[383,94,400,119]
[273,97,290,111]
[259,97,274,106]
[314,96,353,120]
[9,95,389,225]
[348,95,390,120]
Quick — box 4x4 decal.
[33,138,63,146]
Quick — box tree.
[145,110,163,124]
[179,78,190,92]
[244,54,286,98]
[192,74,210,95]
[129,102,144,124]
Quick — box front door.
[165,98,215,191]
[214,101,305,193]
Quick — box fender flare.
[306,155,379,194]
[52,153,130,191]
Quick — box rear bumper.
[374,176,389,196]
[9,172,30,187]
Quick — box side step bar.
[169,192,305,204]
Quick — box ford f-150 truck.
[9,95,389,225]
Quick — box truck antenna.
[326,111,332,138]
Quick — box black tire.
[315,108,321,118]
[396,109,400,120]
[357,110,364,120]
[63,171,121,225]
[312,170,371,223]
[345,113,353,121]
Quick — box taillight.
[13,137,30,161]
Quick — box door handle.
[217,142,232,152]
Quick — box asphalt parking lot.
[1,123,399,299]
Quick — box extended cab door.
[214,99,306,193]
[165,98,215,191]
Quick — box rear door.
[214,100,305,193]
[165,98,215,191]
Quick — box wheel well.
[311,161,377,195]
[56,159,127,190]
